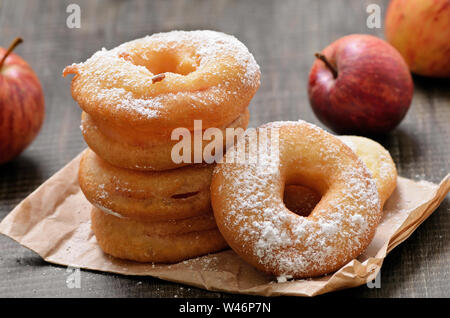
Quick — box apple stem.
[315,52,338,78]
[0,37,23,70]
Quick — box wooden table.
[0,0,448,298]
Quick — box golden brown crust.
[64,30,260,134]
[81,109,249,171]
[211,121,382,278]
[79,148,214,222]
[91,206,228,263]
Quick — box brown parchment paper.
[0,152,449,297]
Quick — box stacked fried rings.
[65,30,261,262]
[64,30,260,171]
[79,149,228,263]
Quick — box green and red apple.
[385,0,450,77]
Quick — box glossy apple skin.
[308,34,413,135]
[385,0,450,78]
[0,49,45,164]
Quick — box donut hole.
[283,184,321,217]
[131,51,199,76]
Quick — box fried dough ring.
[338,136,397,206]
[284,136,397,215]
[211,121,382,278]
[81,109,249,170]
[63,30,260,135]
[79,149,214,222]
[91,206,227,263]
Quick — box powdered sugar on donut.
[213,121,381,277]
[97,88,162,119]
[64,30,260,123]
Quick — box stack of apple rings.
[64,30,261,263]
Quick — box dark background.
[0,0,449,297]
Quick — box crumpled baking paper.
[0,151,449,296]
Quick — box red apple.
[385,0,450,78]
[308,34,413,135]
[0,38,45,164]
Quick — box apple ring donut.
[81,108,249,170]
[79,149,214,222]
[284,136,397,215]
[338,136,397,206]
[63,30,260,135]
[91,206,227,263]
[211,121,382,278]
